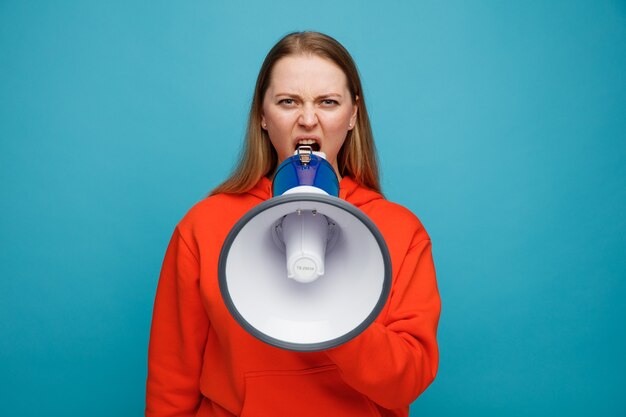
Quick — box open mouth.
[295,139,321,152]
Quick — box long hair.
[211,31,381,195]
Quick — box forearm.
[326,239,440,409]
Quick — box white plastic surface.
[223,199,385,346]
[282,185,328,196]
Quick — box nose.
[298,103,318,128]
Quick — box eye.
[321,99,339,106]
[278,98,295,106]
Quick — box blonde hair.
[212,31,381,195]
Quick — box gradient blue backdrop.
[1,1,624,416]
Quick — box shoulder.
[171,177,271,251]
[178,193,238,224]
[364,199,430,244]
[342,177,430,247]
[176,192,264,242]
[354,197,432,279]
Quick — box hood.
[244,176,272,201]
[339,176,384,207]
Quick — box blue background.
[1,1,625,416]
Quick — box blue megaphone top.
[272,151,340,197]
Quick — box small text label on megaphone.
[293,258,318,282]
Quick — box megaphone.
[218,146,391,351]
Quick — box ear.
[261,115,267,130]
[348,95,359,130]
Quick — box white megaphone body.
[218,146,391,351]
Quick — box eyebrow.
[273,92,344,100]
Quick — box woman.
[146,31,440,417]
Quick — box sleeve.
[145,227,210,417]
[324,238,441,410]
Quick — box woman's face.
[261,54,358,175]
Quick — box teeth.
[295,139,321,153]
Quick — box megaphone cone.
[219,148,391,351]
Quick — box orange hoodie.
[146,177,440,417]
